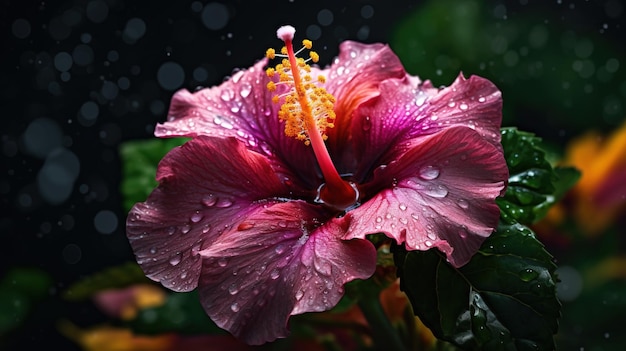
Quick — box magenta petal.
[197,202,376,345]
[346,126,508,267]
[413,73,503,147]
[323,41,407,171]
[156,59,321,191]
[126,137,288,292]
[352,73,502,180]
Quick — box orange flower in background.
[561,121,626,235]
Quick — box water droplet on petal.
[459,103,468,110]
[424,185,448,198]
[457,199,469,209]
[419,165,440,180]
[228,283,239,295]
[167,226,176,235]
[202,194,217,207]
[181,224,191,234]
[399,203,408,211]
[362,116,371,131]
[230,302,240,312]
[239,83,252,98]
[237,222,254,231]
[424,240,433,247]
[478,97,486,103]
[295,289,304,300]
[220,89,233,101]
[274,244,286,254]
[270,269,280,280]
[411,213,419,220]
[169,253,182,266]
[217,257,228,267]
[190,212,203,222]
[216,198,233,207]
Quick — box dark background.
[2,0,624,349]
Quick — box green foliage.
[119,137,189,211]
[126,290,224,336]
[391,0,626,133]
[498,128,580,224]
[395,128,578,350]
[395,223,560,350]
[0,268,51,333]
[63,262,149,301]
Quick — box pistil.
[266,26,358,210]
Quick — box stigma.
[265,26,358,211]
[265,25,336,145]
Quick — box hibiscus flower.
[126,25,508,345]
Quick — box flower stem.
[358,294,407,351]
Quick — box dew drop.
[424,240,433,247]
[237,222,254,231]
[167,226,176,235]
[169,253,182,266]
[181,224,191,234]
[201,194,217,206]
[419,165,440,180]
[149,247,157,254]
[228,283,239,295]
[459,103,468,110]
[270,269,280,280]
[216,198,233,207]
[180,271,188,279]
[230,302,240,312]
[220,89,233,101]
[375,216,383,223]
[399,203,408,211]
[519,268,539,282]
[411,213,419,220]
[239,83,252,98]
[362,116,371,131]
[478,96,486,103]
[457,199,469,209]
[424,185,448,198]
[274,244,286,254]
[190,212,203,222]
[295,289,304,300]
[217,257,228,267]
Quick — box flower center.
[266,25,358,211]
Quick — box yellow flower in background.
[561,121,626,235]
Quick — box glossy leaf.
[119,137,189,211]
[498,128,560,224]
[395,222,560,350]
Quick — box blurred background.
[2,0,625,350]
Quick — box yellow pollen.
[265,32,336,144]
[265,48,275,59]
[309,51,319,63]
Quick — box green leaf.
[127,290,224,335]
[63,262,149,300]
[0,268,52,333]
[119,137,189,212]
[395,222,560,350]
[498,128,561,225]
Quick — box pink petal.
[196,201,376,345]
[352,73,502,180]
[322,41,407,172]
[346,126,508,267]
[156,59,321,192]
[126,137,288,292]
